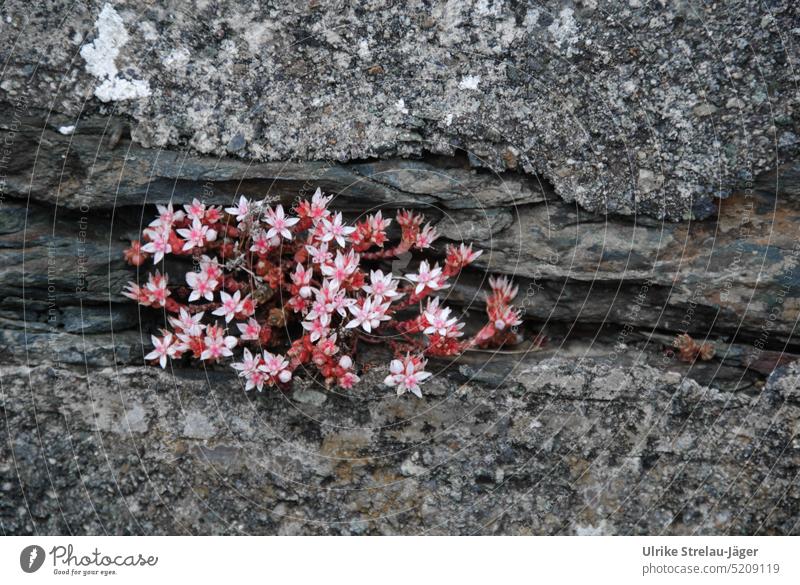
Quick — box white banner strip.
[1,536,797,584]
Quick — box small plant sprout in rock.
[123,189,524,397]
[672,333,715,363]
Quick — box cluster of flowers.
[123,189,522,397]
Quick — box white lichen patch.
[575,522,610,536]
[138,21,158,42]
[458,75,481,90]
[523,8,541,30]
[547,7,579,57]
[474,0,503,18]
[80,3,150,102]
[357,39,371,59]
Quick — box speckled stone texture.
[1,0,798,219]
[1,1,800,535]
[2,357,798,535]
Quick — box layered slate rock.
[1,110,799,363]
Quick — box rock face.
[2,357,798,535]
[1,0,798,219]
[1,1,799,535]
[2,108,800,362]
[1,130,798,533]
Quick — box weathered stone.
[1,151,798,370]
[1,0,798,219]
[1,0,798,537]
[1,358,796,535]
[292,389,328,407]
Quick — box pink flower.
[149,203,185,228]
[184,198,206,221]
[422,298,443,319]
[141,226,172,264]
[168,307,205,335]
[422,297,442,316]
[145,333,177,368]
[260,350,292,384]
[316,334,339,357]
[414,223,439,249]
[204,206,222,223]
[177,218,218,251]
[200,326,237,361]
[144,270,170,307]
[296,188,332,224]
[493,305,522,331]
[173,330,202,356]
[337,355,359,389]
[383,354,432,398]
[306,242,332,265]
[306,296,331,322]
[243,368,269,392]
[308,280,352,320]
[238,295,256,318]
[423,306,463,338]
[199,255,223,281]
[250,229,277,254]
[231,347,261,377]
[320,212,356,247]
[406,261,447,295]
[396,209,424,230]
[346,297,390,333]
[446,243,482,269]
[124,274,169,306]
[338,371,359,389]
[309,188,332,221]
[291,263,314,298]
[316,279,340,304]
[321,250,359,287]
[302,313,331,342]
[225,195,251,222]
[363,269,402,301]
[356,211,391,247]
[328,288,355,317]
[212,290,244,323]
[236,318,262,340]
[122,282,148,305]
[287,294,309,314]
[488,275,518,303]
[368,211,391,233]
[264,204,299,240]
[186,271,217,302]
